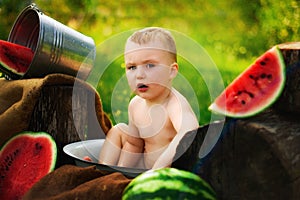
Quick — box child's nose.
[136,66,146,79]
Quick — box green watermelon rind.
[209,46,286,118]
[122,168,217,200]
[0,63,23,79]
[0,131,57,173]
[0,62,25,76]
[0,40,32,77]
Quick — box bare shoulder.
[129,95,144,110]
[167,88,192,111]
[167,88,199,131]
[128,95,145,127]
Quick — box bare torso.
[129,91,179,168]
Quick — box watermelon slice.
[209,46,285,118]
[0,132,57,200]
[0,40,34,76]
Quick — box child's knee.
[108,124,125,137]
[115,123,129,133]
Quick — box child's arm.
[152,95,199,169]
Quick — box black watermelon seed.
[260,73,266,78]
[267,74,272,79]
[260,61,266,66]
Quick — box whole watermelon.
[122,168,217,200]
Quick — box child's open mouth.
[137,83,149,92]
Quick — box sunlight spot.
[121,63,126,68]
[280,29,289,38]
[239,46,247,54]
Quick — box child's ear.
[169,62,178,79]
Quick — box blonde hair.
[125,27,177,61]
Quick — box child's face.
[124,47,177,102]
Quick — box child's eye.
[145,63,155,68]
[127,66,136,70]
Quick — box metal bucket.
[6,4,95,80]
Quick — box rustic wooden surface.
[28,85,107,167]
[275,42,300,113]
[188,110,300,200]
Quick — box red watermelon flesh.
[0,40,34,75]
[209,46,285,117]
[0,132,57,200]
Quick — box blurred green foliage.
[0,0,32,39]
[0,0,299,124]
[1,0,298,63]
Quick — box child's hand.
[83,156,92,162]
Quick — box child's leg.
[99,123,145,168]
[118,135,145,168]
[98,124,124,165]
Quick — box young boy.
[99,27,199,169]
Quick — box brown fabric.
[0,74,129,199]
[23,165,132,200]
[0,73,111,146]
